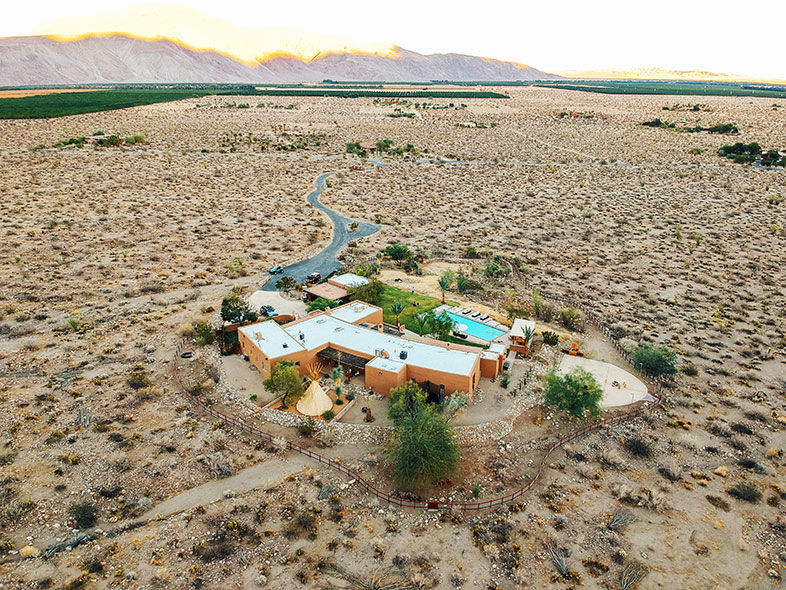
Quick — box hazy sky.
[3,0,785,78]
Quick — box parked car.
[269,265,284,274]
[306,272,322,284]
[260,305,278,317]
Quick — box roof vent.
[399,351,408,360]
[282,343,288,348]
[299,332,305,341]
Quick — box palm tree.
[391,302,406,328]
[523,325,535,358]
[438,275,451,304]
[411,312,430,336]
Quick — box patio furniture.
[471,312,481,318]
[462,309,472,315]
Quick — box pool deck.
[435,304,510,346]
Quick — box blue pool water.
[445,312,506,342]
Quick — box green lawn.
[377,285,452,331]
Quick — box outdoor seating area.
[433,304,509,345]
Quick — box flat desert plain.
[0,87,784,589]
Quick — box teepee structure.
[296,380,333,417]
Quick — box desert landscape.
[0,85,784,590]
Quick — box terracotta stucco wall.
[365,365,407,395]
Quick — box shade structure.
[296,380,333,416]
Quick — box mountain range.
[0,34,560,85]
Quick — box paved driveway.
[262,172,380,290]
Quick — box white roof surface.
[327,301,379,325]
[510,318,536,339]
[367,356,406,373]
[284,313,479,376]
[329,273,370,288]
[488,343,506,355]
[239,320,305,358]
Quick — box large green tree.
[544,367,603,419]
[348,278,385,305]
[388,381,428,426]
[632,343,678,377]
[386,406,459,490]
[264,361,304,409]
[220,286,257,324]
[384,243,413,262]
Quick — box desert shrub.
[307,298,339,312]
[499,372,511,388]
[321,410,334,420]
[347,279,385,305]
[0,450,16,466]
[624,437,652,458]
[96,134,122,147]
[194,321,214,346]
[541,330,559,346]
[607,510,637,530]
[730,422,753,435]
[123,134,145,145]
[298,418,316,436]
[194,538,235,562]
[544,368,602,419]
[68,501,97,528]
[126,366,150,390]
[682,364,699,376]
[727,482,761,503]
[611,484,667,511]
[705,494,731,511]
[632,343,678,377]
[456,274,481,294]
[737,458,765,473]
[559,308,584,331]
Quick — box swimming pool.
[445,312,506,342]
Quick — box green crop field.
[0,89,210,119]
[534,80,786,99]
[247,89,508,99]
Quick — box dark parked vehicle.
[269,265,284,274]
[260,305,278,317]
[306,272,322,284]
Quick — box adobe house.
[303,272,369,303]
[238,301,505,396]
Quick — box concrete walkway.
[137,453,310,521]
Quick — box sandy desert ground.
[0,88,784,589]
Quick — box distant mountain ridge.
[0,35,560,85]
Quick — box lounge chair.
[462,308,472,315]
[471,312,481,318]
[479,314,489,321]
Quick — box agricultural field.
[0,89,209,118]
[535,79,786,99]
[0,86,784,589]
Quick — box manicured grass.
[0,89,209,119]
[377,285,452,331]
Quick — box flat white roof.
[283,313,479,376]
[367,356,406,373]
[488,342,506,355]
[327,301,379,325]
[330,273,370,288]
[239,320,304,358]
[510,318,536,339]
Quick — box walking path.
[137,454,310,521]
